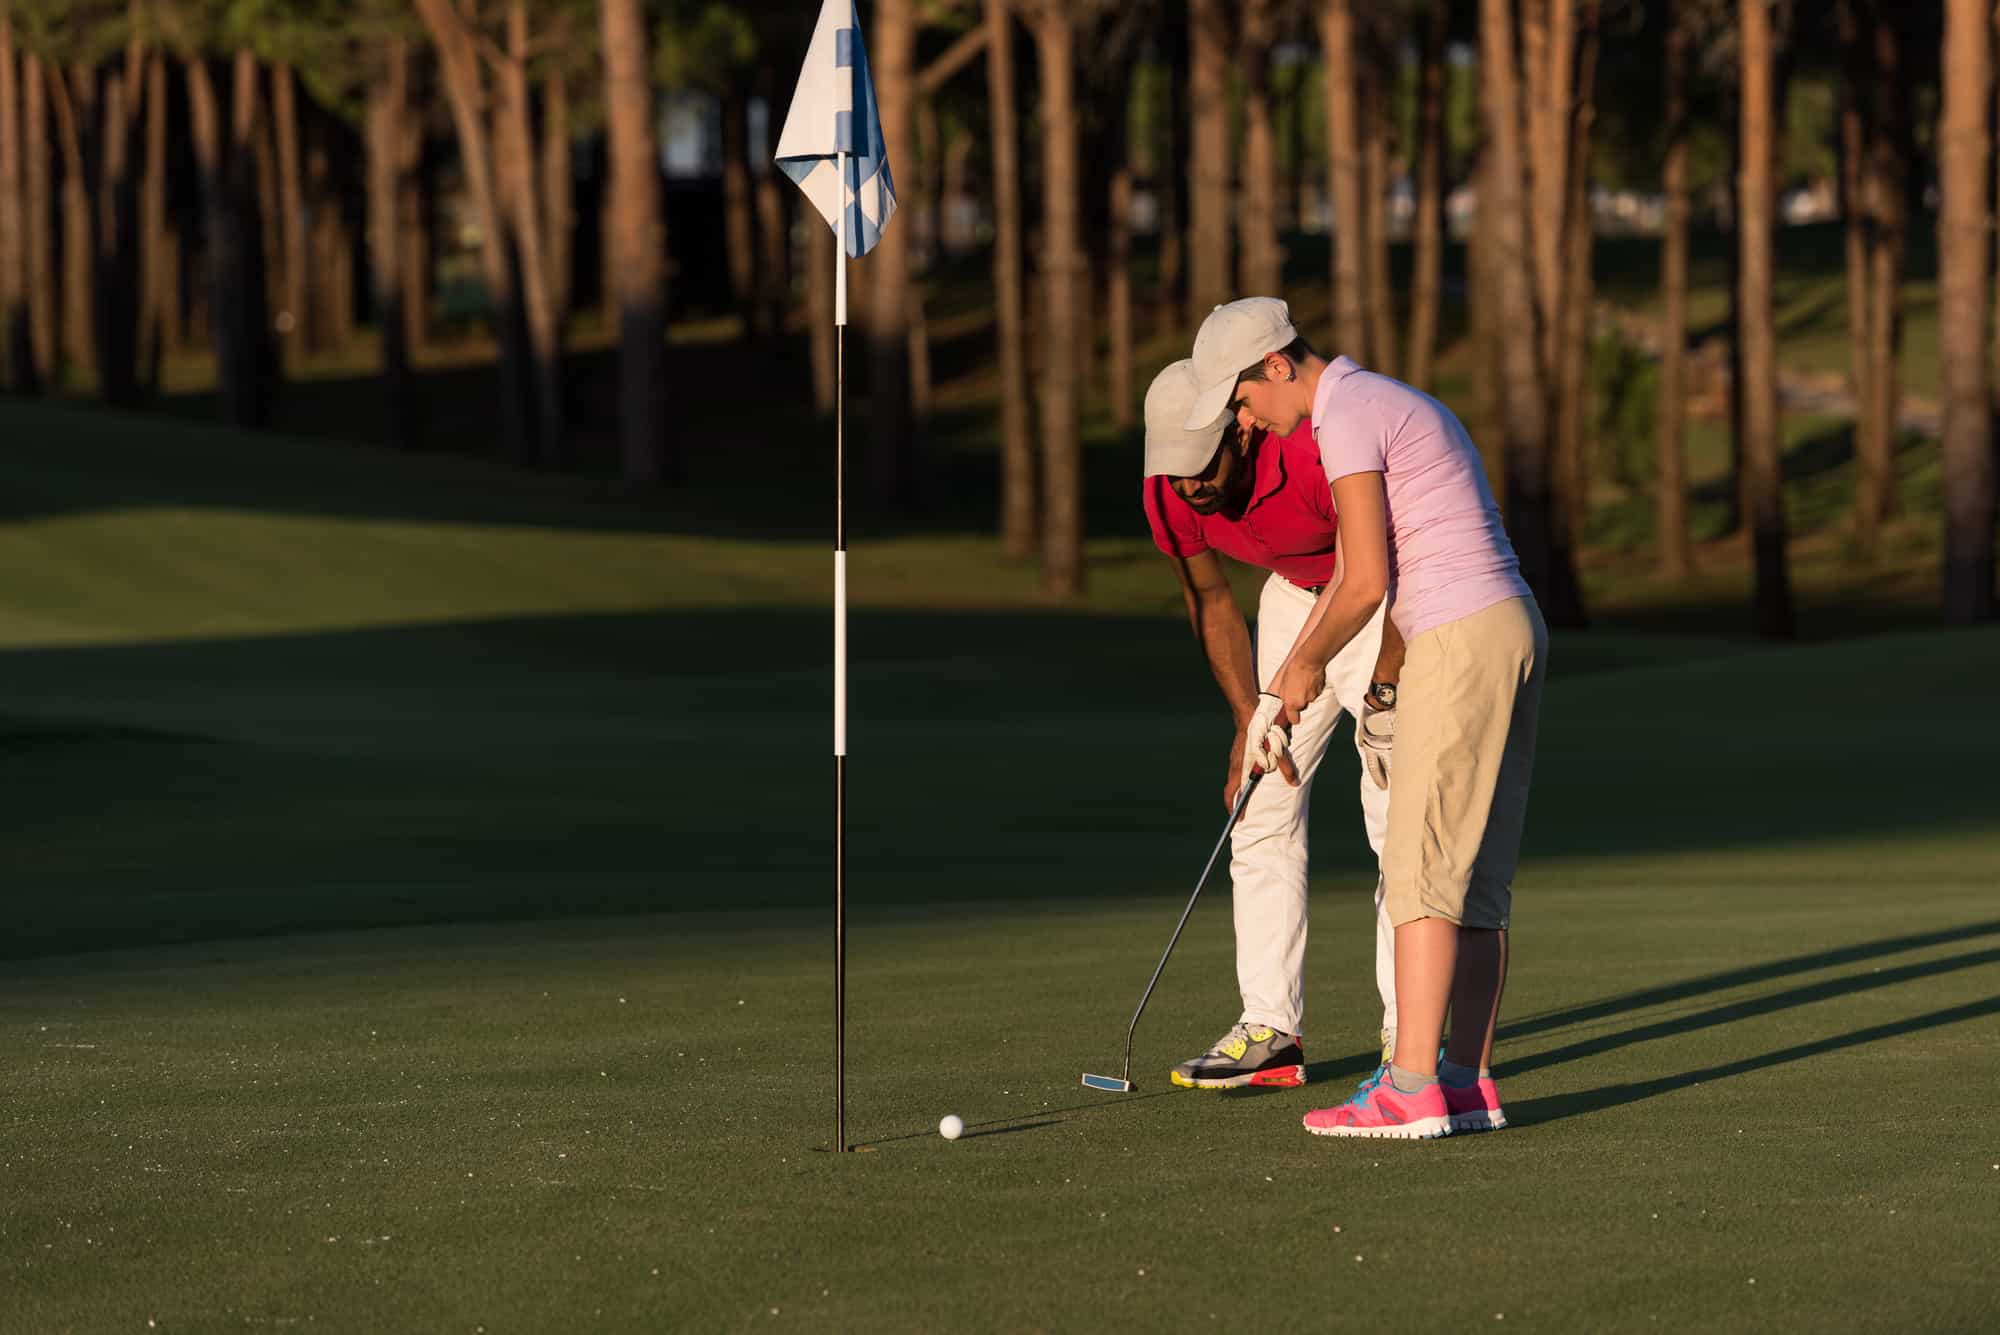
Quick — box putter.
[1081,774,1261,1093]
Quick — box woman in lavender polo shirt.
[1183,297,1549,1141]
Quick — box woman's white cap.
[1184,297,1298,428]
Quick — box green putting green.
[3,402,1997,1329]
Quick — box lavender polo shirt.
[1311,357,1531,640]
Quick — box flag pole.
[834,149,849,1154]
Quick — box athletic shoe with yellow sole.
[1169,1023,1306,1089]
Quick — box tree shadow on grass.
[1505,945,2000,1082]
[1509,994,2000,1128]
[1500,919,2000,1044]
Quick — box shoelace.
[1206,1023,1255,1055]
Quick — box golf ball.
[938,1115,965,1141]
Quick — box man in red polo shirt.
[1141,359,1402,1089]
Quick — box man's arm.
[1167,549,1258,727]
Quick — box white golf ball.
[938,1114,965,1141]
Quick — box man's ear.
[1265,350,1293,383]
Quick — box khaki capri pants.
[1381,595,1548,930]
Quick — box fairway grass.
[4,403,1998,1330]
[4,863,1997,1332]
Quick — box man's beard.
[1183,487,1225,515]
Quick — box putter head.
[1080,1073,1134,1093]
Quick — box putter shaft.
[1095,776,1260,1091]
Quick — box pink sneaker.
[1302,1076,1451,1140]
[1443,1075,1507,1133]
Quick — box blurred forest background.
[1,0,1996,636]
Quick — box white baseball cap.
[1183,297,1298,429]
[1144,360,1231,478]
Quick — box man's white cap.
[1144,359,1230,478]
[1183,297,1299,429]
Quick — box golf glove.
[1357,701,1395,790]
[1239,692,1291,794]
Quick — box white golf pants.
[1233,574,1395,1042]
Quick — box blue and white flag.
[773,0,897,258]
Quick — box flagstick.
[834,150,849,1154]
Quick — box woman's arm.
[1270,471,1392,722]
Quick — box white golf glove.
[1357,701,1395,790]
[1238,692,1291,796]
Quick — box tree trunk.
[1467,143,1505,504]
[1237,13,1280,297]
[401,117,428,358]
[1404,0,1449,391]
[754,57,791,345]
[1554,1,1599,549]
[719,80,757,338]
[1836,0,1873,521]
[306,142,335,349]
[1657,0,1693,578]
[1855,6,1906,553]
[868,0,916,506]
[415,0,530,462]
[368,38,413,448]
[601,0,672,485]
[500,0,564,465]
[1479,0,1579,623]
[807,215,836,415]
[1362,57,1395,376]
[1738,0,1793,638]
[1034,5,1083,597]
[1109,165,1133,429]
[908,96,935,419]
[158,225,181,358]
[24,53,53,384]
[1187,0,1230,318]
[89,63,141,407]
[233,50,280,423]
[987,0,1034,556]
[541,58,572,330]
[1321,0,1364,357]
[251,75,283,339]
[1160,2,1188,325]
[137,51,167,390]
[1526,0,1576,389]
[0,16,32,392]
[755,166,789,344]
[50,67,92,384]
[1940,0,1994,620]
[1282,54,1305,233]
[274,63,308,366]
[187,57,249,427]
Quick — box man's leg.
[1175,576,1347,1089]
[1227,576,1348,1037]
[1321,603,1395,1056]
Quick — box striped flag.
[773,0,897,257]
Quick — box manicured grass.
[3,404,1998,1329]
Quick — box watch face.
[1371,683,1396,708]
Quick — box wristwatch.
[1368,682,1397,710]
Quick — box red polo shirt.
[1141,421,1340,588]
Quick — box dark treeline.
[0,1,1993,629]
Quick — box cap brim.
[1182,374,1236,432]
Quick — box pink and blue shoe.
[1302,1075,1451,1140]
[1443,1074,1507,1133]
